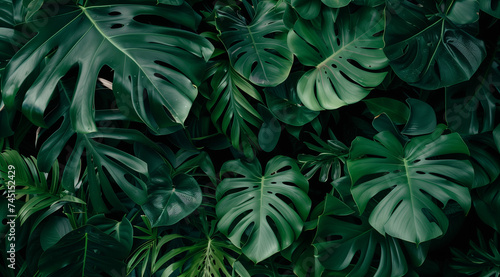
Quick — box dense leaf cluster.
[1,0,500,276]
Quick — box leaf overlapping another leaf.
[288,7,388,111]
[347,125,474,244]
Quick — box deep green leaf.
[474,179,500,233]
[87,215,134,253]
[264,72,320,126]
[40,216,72,251]
[2,1,213,133]
[314,194,408,277]
[445,58,500,135]
[384,0,486,89]
[207,61,262,156]
[401,99,437,135]
[136,144,202,227]
[463,133,500,188]
[364,97,410,124]
[479,0,500,18]
[258,104,281,152]
[347,125,473,243]
[288,7,388,110]
[216,156,311,262]
[216,1,293,86]
[39,225,128,277]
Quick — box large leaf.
[479,0,500,18]
[474,179,500,233]
[216,156,311,263]
[291,0,350,20]
[207,61,262,157]
[314,195,408,277]
[464,133,500,189]
[288,7,388,111]
[347,125,474,243]
[216,1,293,87]
[445,57,500,135]
[1,0,213,133]
[364,97,410,125]
[384,0,486,90]
[38,225,128,277]
[36,79,158,213]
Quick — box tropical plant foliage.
[0,0,500,276]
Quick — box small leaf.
[364,97,410,124]
[401,99,437,136]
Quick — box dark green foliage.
[1,0,500,276]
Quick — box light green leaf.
[216,156,311,262]
[347,125,473,243]
[288,7,388,110]
[216,1,293,87]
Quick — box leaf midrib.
[80,6,182,124]
[315,16,382,69]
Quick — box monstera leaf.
[288,7,388,111]
[38,225,129,277]
[216,1,293,87]
[291,0,350,20]
[207,61,263,157]
[479,0,500,18]
[384,0,486,90]
[216,156,311,263]
[445,57,500,135]
[314,195,409,277]
[347,125,474,243]
[474,179,500,233]
[35,79,158,213]
[1,0,213,134]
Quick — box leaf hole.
[110,23,124,29]
[108,11,121,16]
[325,235,342,242]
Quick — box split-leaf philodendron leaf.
[1,1,213,134]
[216,155,311,263]
[347,125,474,244]
[288,7,388,111]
